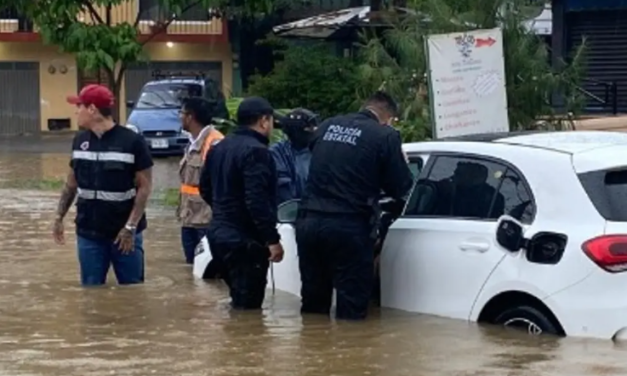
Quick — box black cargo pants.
[295,211,375,320]
[207,235,270,310]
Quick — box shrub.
[247,44,361,119]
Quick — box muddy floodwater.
[1,136,627,376]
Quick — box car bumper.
[544,270,627,340]
[143,135,188,155]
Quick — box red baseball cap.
[67,84,115,108]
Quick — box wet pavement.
[1,135,627,375]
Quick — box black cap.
[237,96,275,121]
[275,108,319,129]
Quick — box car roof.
[145,78,203,86]
[403,130,627,154]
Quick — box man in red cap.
[52,84,154,286]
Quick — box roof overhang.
[273,4,553,40]
[272,6,369,39]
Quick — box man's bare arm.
[127,168,153,226]
[55,170,78,221]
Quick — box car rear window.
[578,169,627,221]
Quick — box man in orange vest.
[178,97,224,264]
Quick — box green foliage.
[247,44,361,118]
[0,178,65,191]
[357,0,587,141]
[213,96,287,143]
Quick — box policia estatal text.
[296,91,414,320]
[199,97,284,310]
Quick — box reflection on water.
[0,153,180,191]
[1,151,627,375]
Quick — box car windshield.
[578,168,627,221]
[135,83,202,109]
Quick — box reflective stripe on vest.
[77,188,137,201]
[179,128,224,196]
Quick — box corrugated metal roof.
[273,4,552,38]
[273,6,368,38]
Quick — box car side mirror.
[277,199,300,224]
[496,215,528,252]
[126,100,135,109]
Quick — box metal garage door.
[124,61,223,110]
[0,62,40,135]
[567,10,627,113]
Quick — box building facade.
[0,0,232,135]
[553,0,627,114]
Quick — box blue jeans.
[181,227,208,264]
[76,233,145,286]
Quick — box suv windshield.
[578,169,627,221]
[135,83,202,109]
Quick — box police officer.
[295,91,414,320]
[198,96,284,310]
[52,84,154,286]
[270,108,319,204]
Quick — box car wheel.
[493,305,559,336]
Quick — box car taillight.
[582,235,627,273]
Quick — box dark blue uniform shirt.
[199,127,280,245]
[300,110,413,218]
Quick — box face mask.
[288,130,314,150]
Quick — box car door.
[271,154,428,298]
[380,154,510,320]
[271,199,302,297]
[406,153,429,178]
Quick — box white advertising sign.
[426,27,509,139]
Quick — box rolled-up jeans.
[76,233,145,286]
[181,226,208,264]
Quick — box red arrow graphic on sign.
[475,37,496,47]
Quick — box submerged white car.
[195,130,627,340]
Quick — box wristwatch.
[124,223,137,232]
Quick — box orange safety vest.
[180,128,224,196]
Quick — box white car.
[195,130,627,340]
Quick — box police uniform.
[198,98,279,310]
[70,124,153,285]
[178,125,224,264]
[296,109,413,320]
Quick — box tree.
[0,0,282,117]
[247,43,361,118]
[357,0,587,142]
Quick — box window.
[494,168,535,223]
[135,83,202,109]
[407,155,424,178]
[404,155,534,223]
[138,0,209,21]
[578,169,627,221]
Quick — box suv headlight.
[126,124,139,133]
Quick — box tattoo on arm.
[128,168,152,226]
[56,171,78,220]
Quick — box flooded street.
[1,136,627,375]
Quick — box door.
[0,62,40,135]
[406,153,429,178]
[380,154,510,320]
[567,10,627,112]
[272,199,302,297]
